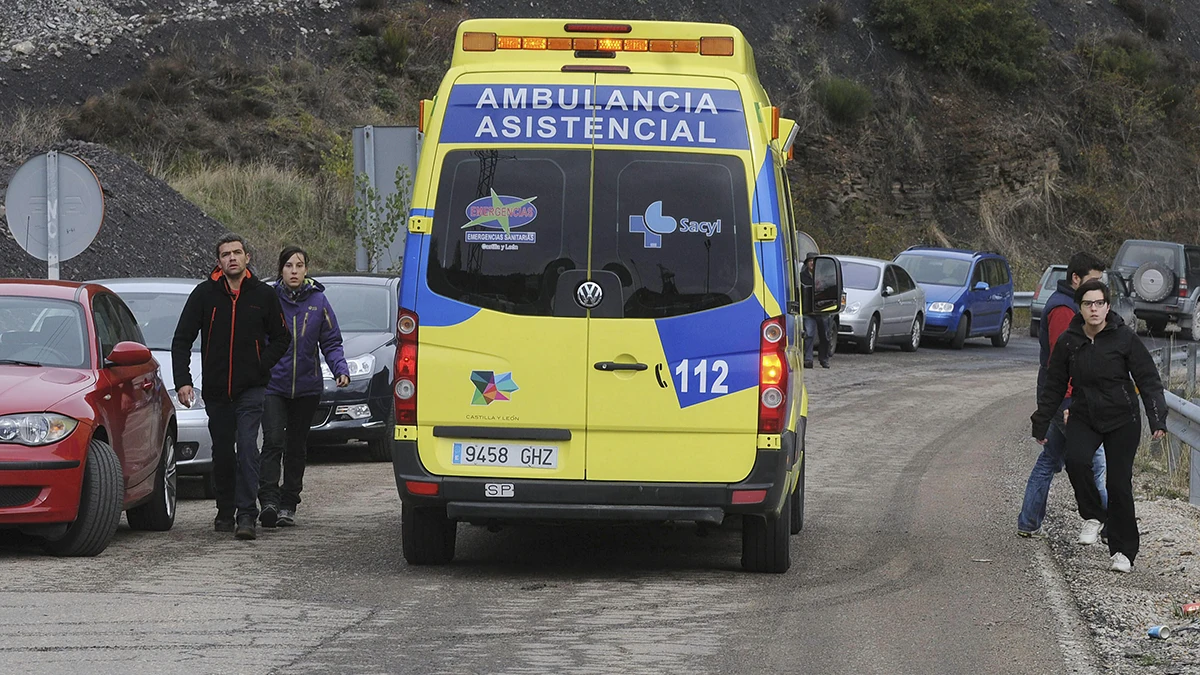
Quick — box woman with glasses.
[1031,279,1167,573]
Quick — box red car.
[0,280,177,556]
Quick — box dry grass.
[171,162,355,274]
[0,108,68,153]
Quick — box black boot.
[235,514,257,540]
[214,511,235,533]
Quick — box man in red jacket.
[172,234,291,540]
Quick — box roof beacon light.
[564,23,632,33]
[462,32,497,52]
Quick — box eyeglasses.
[1080,299,1108,309]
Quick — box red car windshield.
[0,297,89,368]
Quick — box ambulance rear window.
[427,149,591,316]
[591,151,753,318]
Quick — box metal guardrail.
[1149,346,1200,506]
[1013,291,1033,309]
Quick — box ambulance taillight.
[394,311,419,425]
[758,317,788,434]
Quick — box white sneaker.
[1078,519,1103,545]
[1110,552,1132,573]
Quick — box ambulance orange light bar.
[418,99,426,133]
[462,32,735,55]
[462,32,497,52]
[771,106,780,140]
[700,36,735,56]
[564,23,632,33]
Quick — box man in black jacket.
[1032,279,1167,573]
[172,234,291,540]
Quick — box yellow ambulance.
[391,18,842,573]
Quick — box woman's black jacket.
[1031,311,1167,441]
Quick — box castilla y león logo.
[470,371,519,406]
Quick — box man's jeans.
[259,394,320,511]
[803,316,832,364]
[1018,403,1108,533]
[206,386,266,520]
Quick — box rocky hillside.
[1,0,1199,283]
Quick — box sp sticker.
[485,483,515,498]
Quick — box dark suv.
[1112,240,1200,338]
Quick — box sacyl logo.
[575,280,604,309]
[629,201,723,249]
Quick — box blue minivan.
[893,247,1014,349]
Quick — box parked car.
[90,278,213,494]
[1030,265,1136,337]
[0,280,177,556]
[893,247,1014,349]
[834,255,925,353]
[1112,239,1200,338]
[310,275,399,461]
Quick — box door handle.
[594,361,648,372]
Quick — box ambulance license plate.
[451,442,558,469]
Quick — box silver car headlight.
[0,414,78,446]
[168,388,204,410]
[843,301,862,315]
[929,302,955,313]
[323,354,376,381]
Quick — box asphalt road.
[0,332,1181,674]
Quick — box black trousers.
[206,386,266,519]
[259,394,321,510]
[1064,414,1141,562]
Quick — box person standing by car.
[259,247,350,528]
[173,234,291,541]
[1032,279,1168,573]
[1018,252,1109,539]
[800,253,833,369]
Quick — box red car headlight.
[0,414,78,446]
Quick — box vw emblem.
[575,280,604,309]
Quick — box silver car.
[834,256,927,354]
[90,278,213,493]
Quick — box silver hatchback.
[834,256,927,354]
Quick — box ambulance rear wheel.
[401,502,456,565]
[742,494,792,573]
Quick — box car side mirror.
[107,341,153,367]
[882,286,894,297]
[802,256,843,315]
[974,281,989,291]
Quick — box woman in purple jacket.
[258,246,350,528]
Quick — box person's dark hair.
[1074,278,1111,306]
[277,246,309,280]
[1067,251,1106,284]
[215,233,249,259]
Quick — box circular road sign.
[4,152,105,262]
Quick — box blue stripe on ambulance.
[655,296,765,408]
[400,232,481,327]
[751,153,785,311]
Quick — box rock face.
[0,141,229,281]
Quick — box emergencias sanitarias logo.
[470,370,519,406]
[462,189,538,243]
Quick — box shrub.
[1115,0,1171,40]
[1078,35,1159,84]
[870,0,1048,90]
[813,77,874,125]
[809,2,846,30]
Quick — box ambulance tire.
[401,502,456,565]
[742,494,792,573]
[790,457,805,535]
